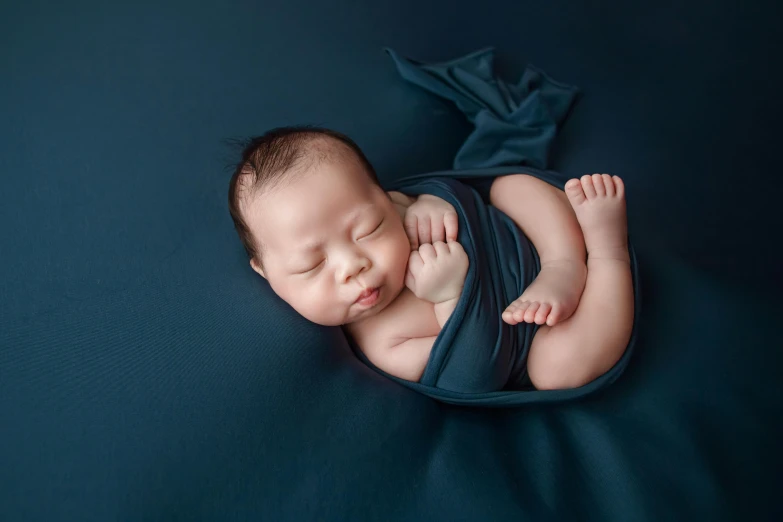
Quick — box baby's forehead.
[255,177,377,238]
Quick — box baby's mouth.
[357,288,374,299]
[354,286,381,307]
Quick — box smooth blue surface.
[2,1,782,520]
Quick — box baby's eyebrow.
[297,203,375,254]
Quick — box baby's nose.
[339,254,371,282]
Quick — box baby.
[228,127,634,390]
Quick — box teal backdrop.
[1,1,782,520]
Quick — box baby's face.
[244,159,410,326]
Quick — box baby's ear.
[249,257,266,279]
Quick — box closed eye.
[297,259,324,275]
[361,219,384,239]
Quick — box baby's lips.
[354,286,379,303]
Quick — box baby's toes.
[580,175,597,199]
[503,301,526,324]
[592,174,606,196]
[534,303,552,325]
[565,179,585,203]
[601,174,615,196]
[546,304,562,326]
[501,311,517,325]
[523,302,541,323]
[612,175,625,198]
[512,301,532,322]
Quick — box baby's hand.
[405,241,469,304]
[404,195,459,250]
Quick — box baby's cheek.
[304,281,327,311]
[386,233,411,283]
[294,284,327,324]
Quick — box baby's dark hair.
[227,126,381,269]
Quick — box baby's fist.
[405,241,469,304]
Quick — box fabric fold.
[385,47,579,170]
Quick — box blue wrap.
[349,48,640,406]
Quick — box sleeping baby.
[228,127,634,390]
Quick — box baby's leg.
[490,174,587,326]
[526,174,634,390]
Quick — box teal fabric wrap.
[385,47,579,171]
[349,49,640,406]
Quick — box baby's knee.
[490,174,532,202]
[527,343,595,391]
[528,363,592,391]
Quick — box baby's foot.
[565,174,630,263]
[502,259,587,327]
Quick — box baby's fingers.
[430,214,445,244]
[404,269,416,291]
[444,211,458,242]
[408,250,424,273]
[433,241,450,256]
[404,214,419,250]
[446,240,465,254]
[417,243,436,261]
[417,214,432,246]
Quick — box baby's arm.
[363,240,468,382]
[355,288,458,383]
[378,294,459,381]
[377,301,455,382]
[375,336,437,382]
